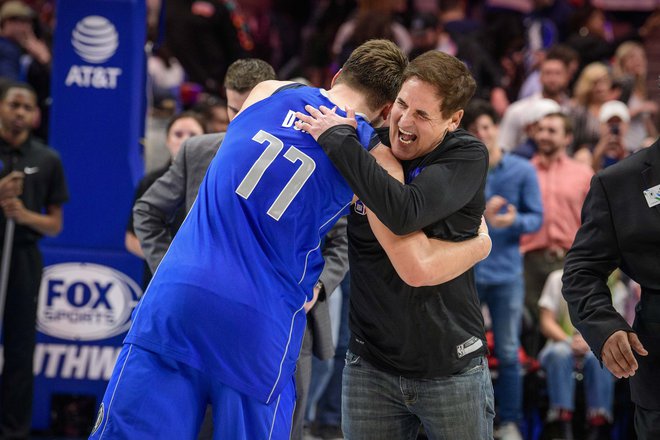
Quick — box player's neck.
[325,84,372,122]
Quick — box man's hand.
[484,195,516,228]
[1,197,29,223]
[571,333,590,357]
[601,330,648,378]
[304,283,322,314]
[295,105,357,141]
[0,171,24,200]
[19,30,51,65]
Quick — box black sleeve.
[562,174,631,360]
[318,126,487,235]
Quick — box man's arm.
[296,106,487,235]
[562,174,647,378]
[367,146,490,286]
[133,144,189,272]
[0,201,62,236]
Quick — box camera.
[609,124,620,135]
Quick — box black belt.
[527,248,566,261]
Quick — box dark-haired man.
[563,134,660,439]
[297,50,494,439]
[0,82,68,439]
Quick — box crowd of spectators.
[1,0,659,439]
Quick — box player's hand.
[295,105,357,141]
[601,330,648,378]
[0,197,28,223]
[371,144,403,183]
[0,171,24,200]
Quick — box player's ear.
[330,69,342,88]
[379,103,393,122]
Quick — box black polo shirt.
[318,126,489,378]
[0,136,69,246]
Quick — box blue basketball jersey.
[125,86,374,403]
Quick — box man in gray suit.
[132,58,346,440]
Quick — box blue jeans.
[477,279,524,424]
[539,341,615,416]
[342,351,494,439]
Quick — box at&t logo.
[65,16,122,89]
[37,263,142,340]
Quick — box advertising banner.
[24,0,147,431]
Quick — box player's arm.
[235,80,296,117]
[367,145,491,287]
[296,106,487,236]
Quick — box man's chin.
[391,145,413,161]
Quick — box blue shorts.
[89,344,295,440]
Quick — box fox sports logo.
[37,263,142,341]
[71,16,118,64]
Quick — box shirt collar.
[0,135,31,156]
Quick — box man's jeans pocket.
[452,356,485,376]
[345,350,361,367]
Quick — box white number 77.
[235,130,316,221]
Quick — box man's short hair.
[543,111,573,135]
[224,59,276,93]
[403,51,476,118]
[544,44,578,69]
[335,39,408,112]
[0,81,36,101]
[462,98,498,130]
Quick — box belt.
[527,248,566,262]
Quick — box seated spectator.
[125,111,206,288]
[538,269,627,440]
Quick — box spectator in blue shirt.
[463,99,544,440]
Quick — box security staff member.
[562,137,660,440]
[0,82,68,439]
